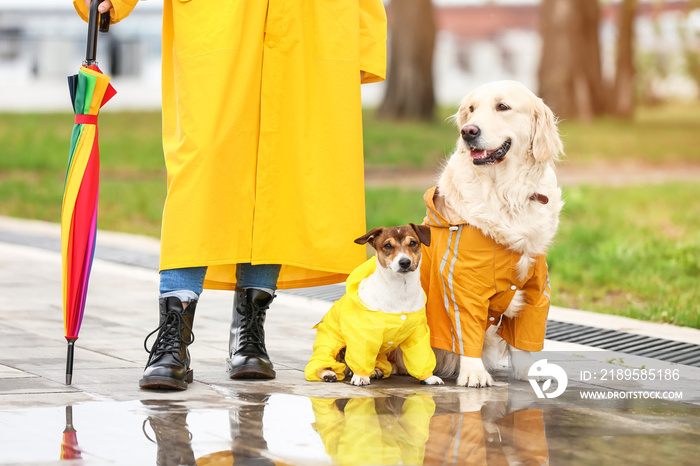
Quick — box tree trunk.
[612,0,638,118]
[377,0,436,121]
[538,0,605,121]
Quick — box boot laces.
[144,309,194,365]
[236,301,266,353]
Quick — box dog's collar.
[529,193,549,205]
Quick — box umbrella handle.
[86,0,110,66]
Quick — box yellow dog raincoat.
[421,187,551,358]
[310,396,435,465]
[305,257,436,381]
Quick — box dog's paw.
[420,375,444,385]
[320,371,338,383]
[457,369,494,388]
[457,356,494,388]
[370,367,384,380]
[351,374,371,386]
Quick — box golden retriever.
[421,80,564,387]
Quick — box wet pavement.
[1,215,699,465]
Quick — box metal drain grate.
[546,321,700,367]
[3,228,699,367]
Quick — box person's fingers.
[99,1,113,14]
[83,0,114,14]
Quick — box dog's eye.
[409,240,418,247]
[383,243,393,250]
[468,105,474,113]
[496,103,510,111]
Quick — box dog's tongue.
[470,150,486,159]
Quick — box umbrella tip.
[66,374,73,385]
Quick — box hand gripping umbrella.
[62,0,116,385]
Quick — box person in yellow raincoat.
[76,0,386,389]
[421,186,551,357]
[305,256,437,383]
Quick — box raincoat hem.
[159,257,354,277]
[430,337,486,358]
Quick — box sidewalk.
[1,215,699,465]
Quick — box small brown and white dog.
[423,81,564,387]
[305,224,443,387]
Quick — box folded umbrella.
[62,0,116,385]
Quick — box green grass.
[362,107,457,168]
[1,106,699,328]
[361,103,700,167]
[557,103,700,164]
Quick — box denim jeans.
[160,263,281,302]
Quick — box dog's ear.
[409,223,431,247]
[354,227,384,246]
[531,98,564,163]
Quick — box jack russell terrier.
[304,224,444,387]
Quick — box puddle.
[1,391,699,465]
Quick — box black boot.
[226,288,276,379]
[141,401,196,466]
[139,297,197,390]
[229,394,275,464]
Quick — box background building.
[0,0,697,111]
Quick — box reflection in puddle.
[308,395,547,465]
[60,406,82,461]
[134,393,547,465]
[142,401,196,465]
[1,390,698,464]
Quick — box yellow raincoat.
[421,187,551,358]
[305,256,437,381]
[310,396,435,466]
[73,0,387,289]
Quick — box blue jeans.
[160,263,281,302]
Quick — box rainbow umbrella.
[62,0,115,385]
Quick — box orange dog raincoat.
[420,187,551,358]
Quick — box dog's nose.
[461,124,480,140]
[398,257,412,270]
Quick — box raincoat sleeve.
[399,316,437,381]
[73,0,139,25]
[341,317,383,378]
[499,256,551,351]
[310,398,346,458]
[374,353,392,379]
[359,0,388,84]
[305,304,349,381]
[397,395,436,464]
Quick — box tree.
[377,0,436,121]
[538,0,606,121]
[611,0,638,118]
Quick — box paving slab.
[1,216,699,465]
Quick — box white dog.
[305,225,443,387]
[419,80,564,387]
